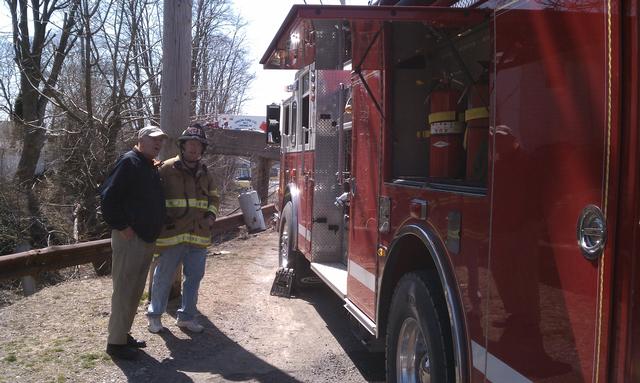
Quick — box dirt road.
[0,229,386,382]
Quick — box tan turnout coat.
[155,156,220,249]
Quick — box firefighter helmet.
[178,123,208,158]
[178,123,208,145]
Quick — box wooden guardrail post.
[16,243,36,296]
[21,276,36,296]
[251,155,272,206]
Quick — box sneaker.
[176,319,204,333]
[106,344,138,360]
[147,316,163,333]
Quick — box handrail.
[0,204,276,281]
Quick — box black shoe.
[127,334,147,348]
[106,344,139,360]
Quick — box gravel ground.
[0,229,385,383]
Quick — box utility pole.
[151,0,193,300]
[160,0,192,159]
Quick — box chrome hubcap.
[279,223,289,268]
[397,317,431,383]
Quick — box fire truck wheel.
[279,202,320,291]
[279,202,297,269]
[386,271,454,383]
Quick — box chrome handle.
[577,204,606,261]
[335,192,350,208]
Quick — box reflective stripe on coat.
[156,155,220,249]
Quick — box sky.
[232,0,370,116]
[0,1,371,118]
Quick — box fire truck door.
[300,134,313,256]
[347,70,383,319]
[297,72,314,257]
[488,6,616,383]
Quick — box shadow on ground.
[111,287,385,383]
[296,284,387,383]
[111,312,303,383]
[111,275,384,382]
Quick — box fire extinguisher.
[429,87,464,179]
[464,84,489,183]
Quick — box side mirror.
[266,103,281,145]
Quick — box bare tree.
[0,39,19,119]
[134,0,163,124]
[191,0,254,120]
[7,0,82,246]
[0,0,252,249]
[191,0,231,116]
[50,0,163,242]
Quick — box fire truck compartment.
[389,19,490,188]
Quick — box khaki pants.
[107,230,154,345]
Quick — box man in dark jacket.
[100,125,167,360]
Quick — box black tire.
[386,271,454,383]
[278,202,318,290]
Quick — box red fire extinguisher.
[465,84,489,183]
[429,87,464,179]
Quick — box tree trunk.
[11,0,81,248]
[15,84,48,247]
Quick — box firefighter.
[146,123,220,333]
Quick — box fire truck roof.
[260,4,489,70]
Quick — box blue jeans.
[147,244,207,321]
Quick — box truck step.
[310,262,347,298]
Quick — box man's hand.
[207,215,216,230]
[119,227,135,240]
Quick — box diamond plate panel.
[451,0,483,7]
[311,70,351,263]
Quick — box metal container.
[238,190,266,233]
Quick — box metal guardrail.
[0,204,276,281]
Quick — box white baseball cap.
[138,125,167,139]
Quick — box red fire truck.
[261,1,639,382]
